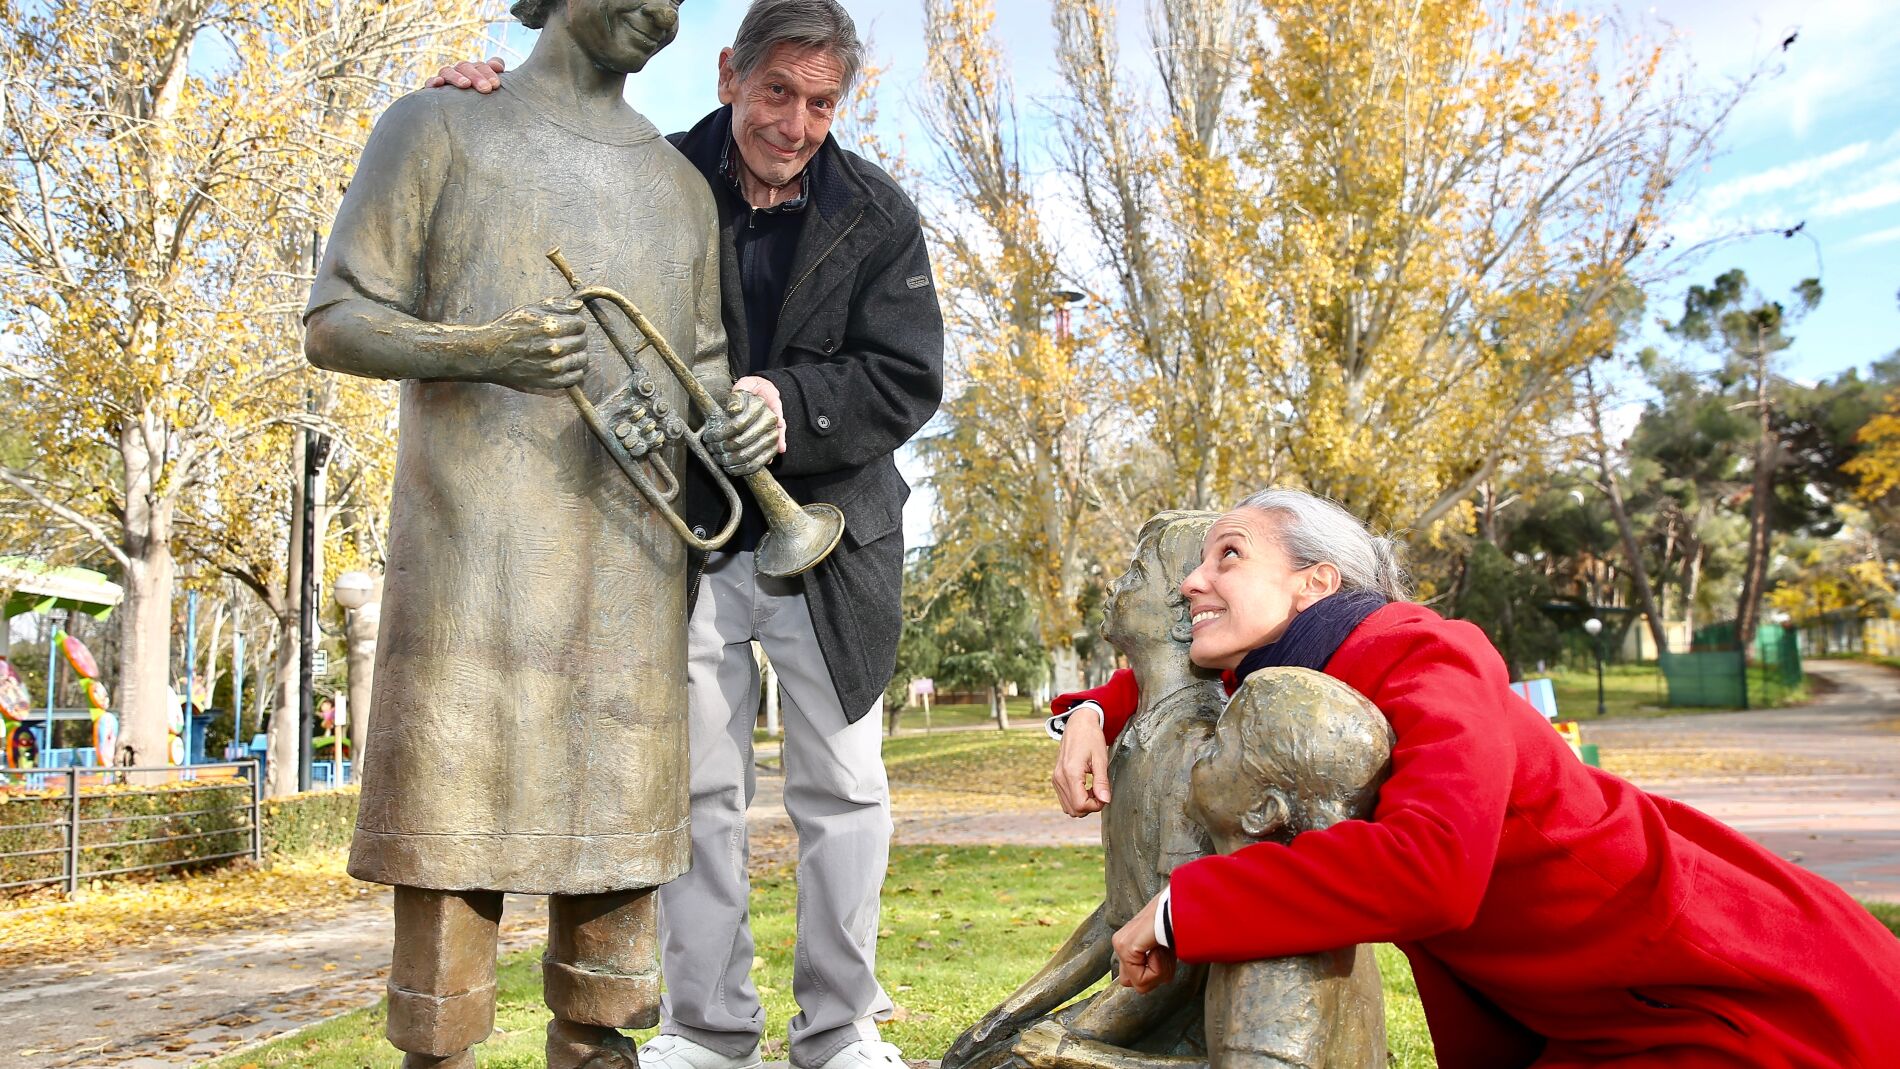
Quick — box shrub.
[1,779,252,890]
[262,786,359,860]
[2,778,360,895]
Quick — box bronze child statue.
[945,514,1392,1069]
[303,1,774,1067]
[944,511,1225,1069]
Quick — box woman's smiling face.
[1178,508,1339,670]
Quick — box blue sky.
[481,0,1900,383]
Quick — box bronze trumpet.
[548,248,845,579]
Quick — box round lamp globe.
[334,570,376,611]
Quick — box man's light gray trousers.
[657,549,894,1069]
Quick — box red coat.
[1055,603,1900,1068]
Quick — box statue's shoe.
[402,1052,476,1069]
[548,1020,640,1069]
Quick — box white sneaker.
[813,1040,909,1069]
[639,1034,764,1069]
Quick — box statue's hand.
[606,403,666,460]
[475,299,590,392]
[942,1007,1025,1069]
[427,57,505,93]
[702,377,783,477]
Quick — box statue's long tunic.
[308,84,724,895]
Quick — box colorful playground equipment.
[0,558,121,773]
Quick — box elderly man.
[433,4,944,1069]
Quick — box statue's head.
[1101,510,1219,657]
[512,0,680,74]
[1188,667,1392,852]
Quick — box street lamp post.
[1583,617,1606,718]
[1047,289,1086,345]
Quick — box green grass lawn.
[889,698,1046,731]
[753,699,1045,745]
[882,731,1058,796]
[1547,663,1668,719]
[212,845,1436,1068]
[1545,662,1810,719]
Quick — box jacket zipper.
[780,207,865,321]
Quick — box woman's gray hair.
[1236,488,1411,602]
[726,0,864,94]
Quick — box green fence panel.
[1659,650,1745,708]
[1661,623,1803,709]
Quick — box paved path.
[6,659,1897,1066]
[1585,658,1900,902]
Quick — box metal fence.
[0,761,261,896]
[1659,624,1804,709]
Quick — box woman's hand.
[1051,705,1111,816]
[1111,891,1176,994]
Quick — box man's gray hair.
[727,0,864,94]
[1236,488,1411,602]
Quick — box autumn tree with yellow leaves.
[917,0,1135,690]
[1241,0,1740,532]
[912,0,1749,692]
[0,0,489,772]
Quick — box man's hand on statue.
[703,387,780,476]
[1112,893,1176,995]
[1052,706,1111,817]
[731,375,788,455]
[478,299,590,392]
[427,57,505,92]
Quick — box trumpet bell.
[756,502,846,579]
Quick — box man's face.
[717,42,848,189]
[566,0,680,75]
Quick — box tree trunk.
[1684,544,1704,638]
[992,683,1010,731]
[117,417,175,770]
[266,436,308,798]
[1584,366,1669,655]
[1735,346,1777,653]
[345,591,380,778]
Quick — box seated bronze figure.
[943,513,1392,1069]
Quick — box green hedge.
[2,781,360,894]
[261,786,359,859]
[2,779,253,890]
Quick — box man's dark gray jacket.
[672,106,944,724]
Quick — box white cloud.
[1697,142,1870,216]
[1842,223,1900,250]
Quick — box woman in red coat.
[1049,489,1900,1068]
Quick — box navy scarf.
[1235,590,1389,681]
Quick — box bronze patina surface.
[943,511,1223,1069]
[944,517,1393,1069]
[1186,668,1392,1069]
[303,0,721,1064]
